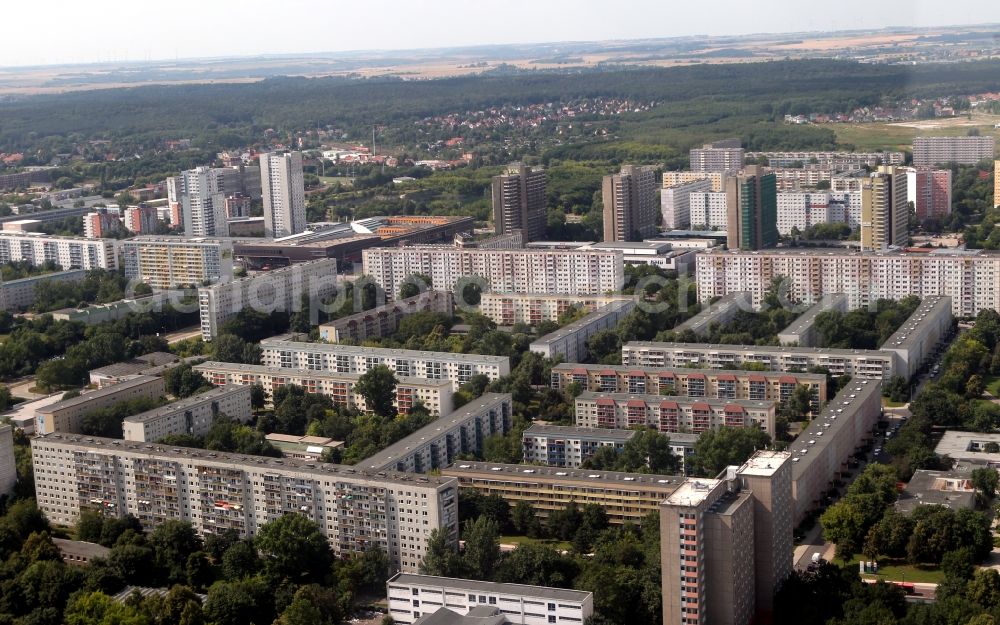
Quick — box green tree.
[511,500,542,538]
[355,365,398,417]
[821,501,867,561]
[462,516,501,580]
[419,528,464,577]
[688,427,772,477]
[971,467,998,506]
[274,584,344,625]
[255,514,334,582]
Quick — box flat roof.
[530,301,634,347]
[737,450,791,477]
[38,375,162,414]
[577,391,775,411]
[260,336,509,365]
[790,379,881,479]
[551,363,826,382]
[623,341,893,359]
[522,424,636,441]
[0,268,87,286]
[388,573,592,603]
[934,431,1000,463]
[664,479,720,507]
[880,296,952,352]
[356,394,511,471]
[672,292,751,335]
[123,385,248,424]
[193,361,453,388]
[34,433,457,487]
[896,467,977,513]
[584,241,675,253]
[778,294,848,339]
[442,460,684,489]
[702,246,1000,259]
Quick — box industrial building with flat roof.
[529,300,635,362]
[31,433,459,573]
[35,375,166,435]
[122,385,252,443]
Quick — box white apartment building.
[0,269,87,312]
[521,424,636,468]
[193,361,455,416]
[198,258,338,340]
[529,300,636,362]
[122,237,233,290]
[386,573,593,625]
[688,192,728,229]
[621,341,895,380]
[663,171,727,193]
[575,392,776,438]
[695,248,999,318]
[35,375,166,436]
[913,136,996,166]
[259,337,510,391]
[361,247,624,298]
[879,295,953,380]
[173,166,228,237]
[477,293,632,326]
[661,178,713,229]
[357,393,513,473]
[31,433,459,573]
[122,385,253,443]
[0,425,15,497]
[260,151,306,238]
[0,232,117,270]
[744,151,905,168]
[775,193,838,235]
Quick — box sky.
[2,0,1000,67]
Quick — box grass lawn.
[846,555,944,584]
[499,535,572,552]
[984,375,1000,397]
[834,117,1000,152]
[882,398,906,408]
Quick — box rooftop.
[522,424,636,441]
[37,375,162,415]
[778,294,848,339]
[672,292,751,335]
[664,478,721,507]
[624,340,893,359]
[91,352,179,378]
[193,361,453,388]
[441,461,684,489]
[550,362,827,383]
[790,379,882,479]
[880,296,952,352]
[934,431,1000,464]
[737,450,792,477]
[703,246,1000,259]
[577,391,775,411]
[123,385,248,424]
[896,466,977,514]
[0,268,87,286]
[389,572,592,603]
[260,336,510,365]
[530,301,635,347]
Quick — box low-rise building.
[319,291,453,343]
[0,269,88,312]
[934,431,1000,466]
[34,375,166,435]
[31,433,459,573]
[476,293,632,326]
[193,362,454,415]
[386,573,594,625]
[575,392,776,438]
[122,385,253,442]
[53,538,111,566]
[356,394,513,473]
[529,300,636,362]
[89,352,180,388]
[264,434,344,460]
[49,292,187,326]
[581,241,698,271]
[896,465,977,514]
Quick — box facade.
[357,393,513,473]
[574,392,776,438]
[122,237,233,290]
[688,192,728,229]
[529,300,636,362]
[694,247,1000,318]
[193,361,455,415]
[124,205,159,234]
[663,171,727,193]
[172,167,228,237]
[0,269,87,312]
[122,385,253,443]
[83,209,122,239]
[260,151,307,238]
[776,294,849,347]
[386,573,593,625]
[744,150,905,168]
[89,351,180,387]
[581,241,697,272]
[49,292,182,326]
[477,293,632,326]
[602,165,658,242]
[492,164,546,242]
[259,336,509,391]
[912,136,996,166]
[0,425,15,497]
[995,161,1000,209]
[879,295,953,380]
[0,232,116,270]
[621,341,895,380]
[441,462,684,526]
[671,292,751,338]
[860,166,908,251]
[790,379,882,523]
[774,192,848,235]
[34,375,166,436]
[726,166,778,251]
[319,291,454,343]
[521,424,635,468]
[549,363,826,408]
[690,139,744,173]
[31,433,459,573]
[908,168,952,221]
[661,178,713,229]
[197,258,339,340]
[362,247,624,299]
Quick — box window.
[549,617,556,624]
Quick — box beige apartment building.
[31,433,458,572]
[193,361,455,415]
[860,166,908,251]
[477,293,631,326]
[663,171,727,193]
[602,165,658,242]
[318,291,453,343]
[122,384,253,442]
[492,163,547,242]
[122,237,233,290]
[35,375,166,435]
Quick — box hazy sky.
[2,0,999,67]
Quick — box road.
[163,326,202,344]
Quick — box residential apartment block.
[690,139,744,173]
[521,424,635,468]
[476,293,632,326]
[0,232,117,270]
[726,166,778,251]
[860,166,908,251]
[124,205,159,234]
[908,167,952,221]
[602,165,658,242]
[361,247,624,298]
[83,209,121,239]
[198,258,339,340]
[688,191,728,229]
[0,425,15,497]
[193,361,455,415]
[663,171,727,193]
[31,433,459,572]
[35,375,166,435]
[661,178,713,229]
[776,293,849,347]
[878,295,953,380]
[122,385,253,443]
[492,164,546,243]
[259,336,509,391]
[529,300,636,362]
[357,393,513,473]
[260,151,306,238]
[621,341,895,380]
[122,237,233,290]
[671,292,751,338]
[995,161,1000,208]
[912,136,996,166]
[319,291,454,343]
[744,151,905,168]
[386,573,593,625]
[172,166,228,237]
[0,269,87,312]
[575,392,776,438]
[548,363,826,408]
[440,462,684,526]
[695,247,994,317]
